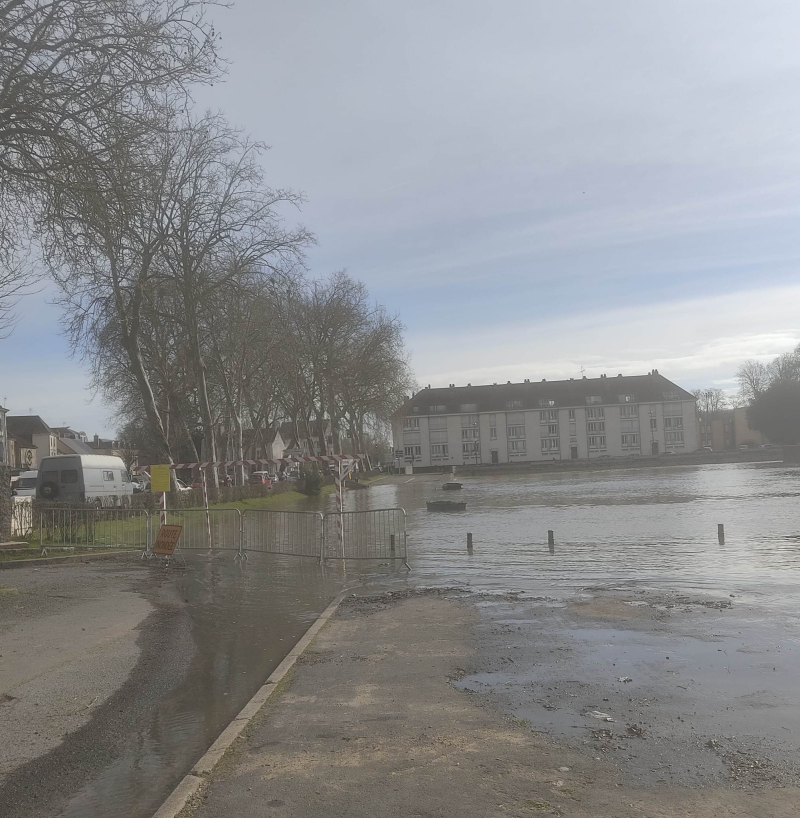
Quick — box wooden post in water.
[718,523,725,545]
[467,532,473,554]
[548,529,555,554]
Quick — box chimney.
[524,378,530,383]
[541,378,546,382]
[93,434,99,444]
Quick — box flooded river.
[345,462,800,601]
[12,461,799,818]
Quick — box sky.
[2,0,799,435]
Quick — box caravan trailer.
[36,455,133,506]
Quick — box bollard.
[718,523,725,545]
[390,534,396,554]
[548,529,555,553]
[467,532,473,554]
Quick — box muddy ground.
[190,591,800,818]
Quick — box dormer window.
[505,399,523,410]
[619,394,635,403]
[586,395,603,405]
[538,399,555,407]
[662,390,679,400]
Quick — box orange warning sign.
[152,524,183,555]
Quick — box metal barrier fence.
[159,508,242,552]
[242,510,323,559]
[323,507,410,569]
[12,497,33,538]
[39,508,151,554]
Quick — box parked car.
[702,446,714,452]
[249,471,272,487]
[739,444,749,451]
[11,470,38,497]
[36,455,133,506]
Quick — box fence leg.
[548,530,555,554]
[718,523,725,545]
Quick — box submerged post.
[467,532,473,553]
[718,523,725,545]
[548,529,555,553]
[390,533,396,554]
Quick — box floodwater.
[341,462,800,604]
[25,461,800,817]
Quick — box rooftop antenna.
[580,367,586,378]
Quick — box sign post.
[150,464,171,527]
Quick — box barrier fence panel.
[155,508,242,552]
[241,510,324,559]
[323,508,410,569]
[39,508,151,554]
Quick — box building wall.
[396,399,698,466]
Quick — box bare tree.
[736,360,771,405]
[690,387,728,418]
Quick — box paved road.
[191,592,800,818]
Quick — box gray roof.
[402,371,695,415]
[7,415,52,444]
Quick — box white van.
[11,470,38,497]
[36,455,133,506]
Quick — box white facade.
[394,374,699,467]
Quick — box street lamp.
[649,409,656,455]
[473,421,480,466]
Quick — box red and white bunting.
[132,455,363,473]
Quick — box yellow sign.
[150,464,172,493]
[152,524,182,555]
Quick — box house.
[393,370,699,467]
[243,427,286,462]
[52,426,97,456]
[6,416,59,470]
[279,420,334,458]
[697,407,768,451]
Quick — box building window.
[429,430,448,444]
[538,399,555,407]
[541,439,559,452]
[568,409,576,421]
[586,395,603,405]
[664,416,683,430]
[540,409,557,422]
[663,390,679,400]
[429,405,447,414]
[462,442,479,456]
[460,414,479,428]
[507,425,525,439]
[621,434,640,447]
[404,445,422,460]
[620,405,638,418]
[663,403,683,417]
[650,417,657,431]
[403,432,421,445]
[508,439,526,454]
[430,444,449,458]
[545,424,558,436]
[429,416,447,431]
[587,407,604,419]
[665,431,684,445]
[490,427,497,440]
[404,417,420,430]
[587,421,605,434]
[460,403,478,413]
[506,399,523,410]
[588,435,606,449]
[619,394,636,403]
[461,428,479,440]
[413,406,420,414]
[620,419,639,432]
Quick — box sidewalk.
[189,593,800,818]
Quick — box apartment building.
[393,371,698,467]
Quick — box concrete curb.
[151,590,348,818]
[0,550,137,569]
